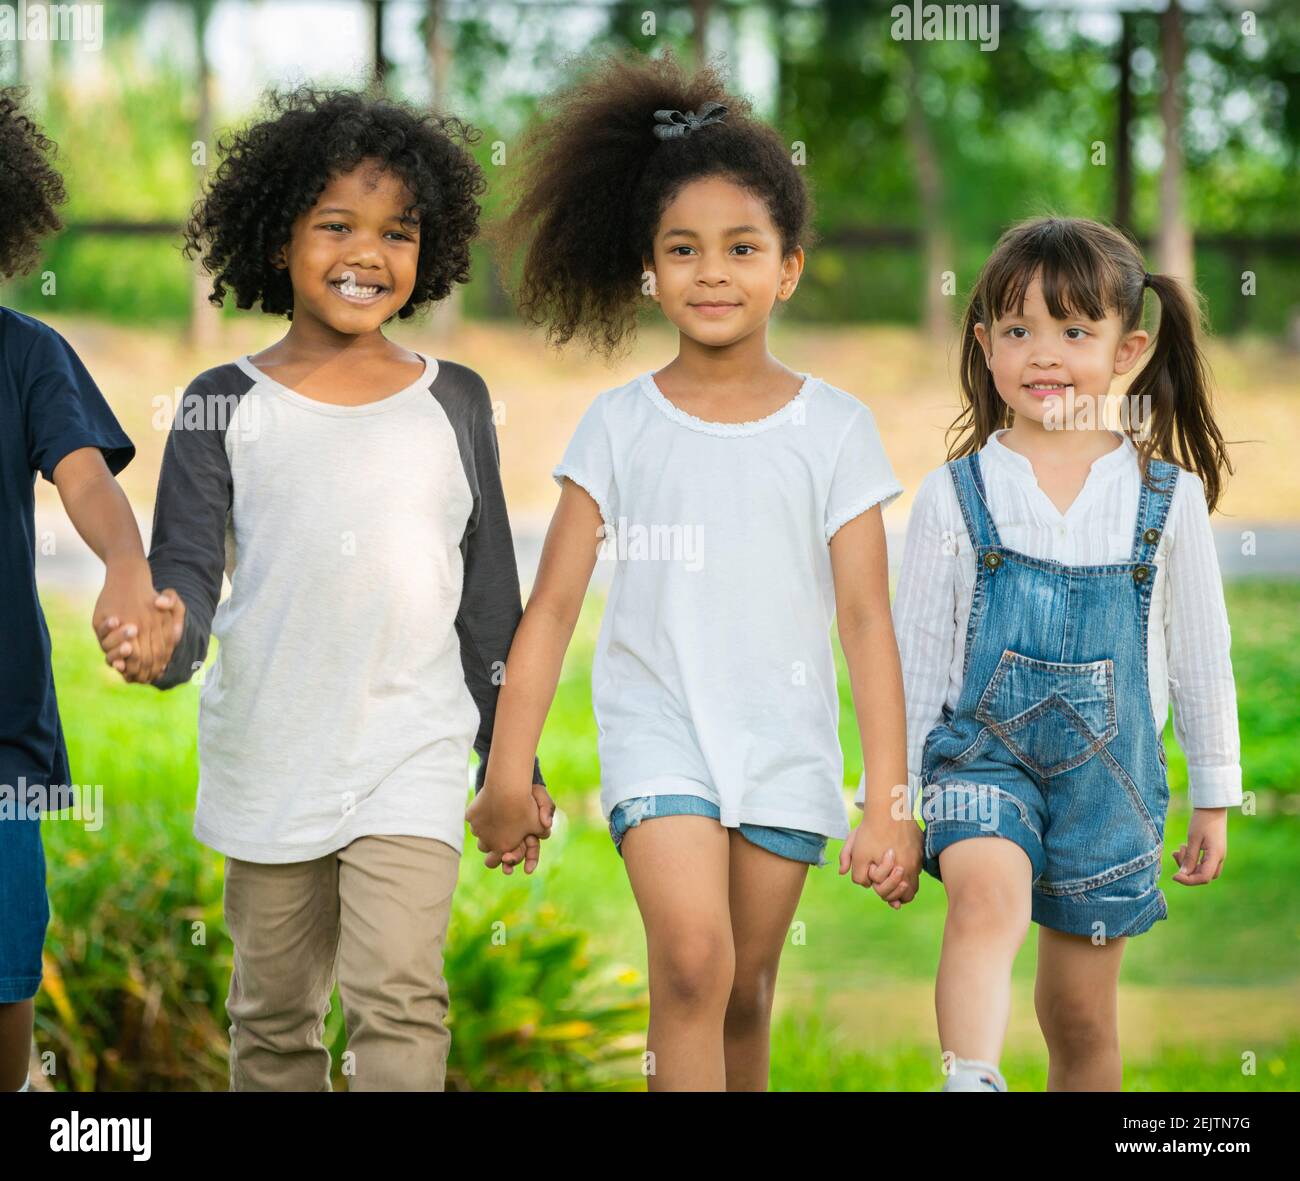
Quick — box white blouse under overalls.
[857,430,1241,813]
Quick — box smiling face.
[972,272,1148,428]
[274,159,421,334]
[644,175,802,348]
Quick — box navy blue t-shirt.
[1,306,134,797]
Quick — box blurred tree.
[189,0,220,348]
[5,0,1296,335]
[1159,0,1194,280]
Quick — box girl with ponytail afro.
[469,50,918,1090]
[489,49,813,357]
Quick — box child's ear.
[972,321,993,369]
[1113,328,1149,376]
[777,245,805,302]
[269,246,288,270]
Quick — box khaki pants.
[222,834,460,1091]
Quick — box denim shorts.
[0,813,50,1003]
[608,794,828,867]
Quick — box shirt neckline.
[638,369,815,436]
[984,428,1132,523]
[235,352,438,416]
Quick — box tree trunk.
[692,0,713,70]
[1157,0,1194,281]
[902,42,955,340]
[425,0,461,339]
[1114,10,1135,233]
[189,1,220,351]
[370,0,389,95]
[427,0,448,111]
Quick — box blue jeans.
[919,454,1177,939]
[608,794,827,867]
[0,811,49,1003]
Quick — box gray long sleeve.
[147,365,248,689]
[432,362,544,791]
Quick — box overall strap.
[1131,457,1180,563]
[948,453,1002,550]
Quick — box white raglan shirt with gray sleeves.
[553,371,902,841]
[148,353,540,864]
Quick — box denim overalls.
[919,452,1179,940]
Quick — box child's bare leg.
[723,831,809,1091]
[0,999,34,1090]
[935,838,1032,1072]
[622,814,733,1091]
[1034,927,1127,1091]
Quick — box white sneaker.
[942,1058,1007,1092]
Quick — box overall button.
[984,551,1002,571]
[1143,527,1161,545]
[1133,564,1151,584]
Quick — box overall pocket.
[974,650,1118,778]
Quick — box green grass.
[35,578,1300,1090]
[768,1014,1300,1092]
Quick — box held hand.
[93,562,185,684]
[1172,807,1227,886]
[840,816,923,909]
[488,834,540,876]
[468,778,552,861]
[481,784,556,875]
[97,587,185,684]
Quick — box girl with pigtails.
[888,216,1240,1091]
[467,51,921,1091]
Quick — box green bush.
[38,802,228,1091]
[39,803,647,1091]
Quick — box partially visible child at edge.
[0,88,182,1094]
[466,52,921,1092]
[888,216,1240,1093]
[98,88,550,1092]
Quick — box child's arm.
[53,447,181,684]
[854,468,961,812]
[452,381,547,797]
[15,315,179,678]
[466,478,601,859]
[1164,473,1240,886]
[99,375,231,688]
[831,503,921,908]
[447,376,553,871]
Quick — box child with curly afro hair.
[103,87,550,1092]
[0,88,65,280]
[1,88,183,1093]
[183,86,485,321]
[468,50,919,1092]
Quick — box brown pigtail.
[1126,271,1232,512]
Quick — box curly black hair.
[490,49,815,357]
[0,87,67,279]
[184,87,487,319]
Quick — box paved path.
[33,509,1300,597]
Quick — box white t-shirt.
[553,370,903,840]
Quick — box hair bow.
[652,101,728,141]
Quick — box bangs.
[981,220,1128,324]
